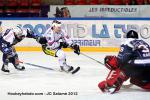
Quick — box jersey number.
[120,47,124,52]
[138,45,150,53]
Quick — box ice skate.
[14,64,25,71]
[1,64,9,73]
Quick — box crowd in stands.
[0,0,149,17]
[0,0,48,17]
[65,0,150,5]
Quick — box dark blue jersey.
[117,39,150,65]
[117,39,150,80]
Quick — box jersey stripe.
[134,59,150,64]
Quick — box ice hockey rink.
[0,52,150,100]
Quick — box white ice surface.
[0,52,149,100]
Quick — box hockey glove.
[71,43,80,55]
[26,28,40,39]
[36,37,47,45]
[59,42,69,48]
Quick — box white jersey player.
[36,20,80,72]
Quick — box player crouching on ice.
[0,26,37,72]
[98,30,150,93]
[36,20,80,73]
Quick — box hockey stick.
[80,52,105,66]
[17,60,54,70]
[17,60,80,74]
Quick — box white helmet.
[13,26,27,38]
[52,20,62,27]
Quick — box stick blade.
[72,67,80,74]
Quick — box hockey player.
[98,30,150,93]
[0,26,37,72]
[36,20,80,73]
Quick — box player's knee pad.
[2,47,14,56]
[104,55,119,70]
[56,50,66,60]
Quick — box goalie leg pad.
[98,69,129,93]
[98,81,107,92]
[130,78,150,90]
[107,69,129,93]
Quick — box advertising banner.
[0,19,150,51]
[48,5,150,18]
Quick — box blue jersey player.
[98,30,150,93]
[118,30,150,81]
[0,26,37,73]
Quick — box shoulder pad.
[122,38,135,49]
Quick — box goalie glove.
[71,43,80,55]
[26,28,39,39]
[104,55,119,70]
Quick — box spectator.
[122,0,131,5]
[131,0,144,5]
[111,0,123,5]
[99,0,111,5]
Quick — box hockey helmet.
[126,30,138,39]
[52,20,62,27]
[13,26,27,38]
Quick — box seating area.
[65,0,150,5]
[0,0,44,17]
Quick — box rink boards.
[0,18,150,52]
